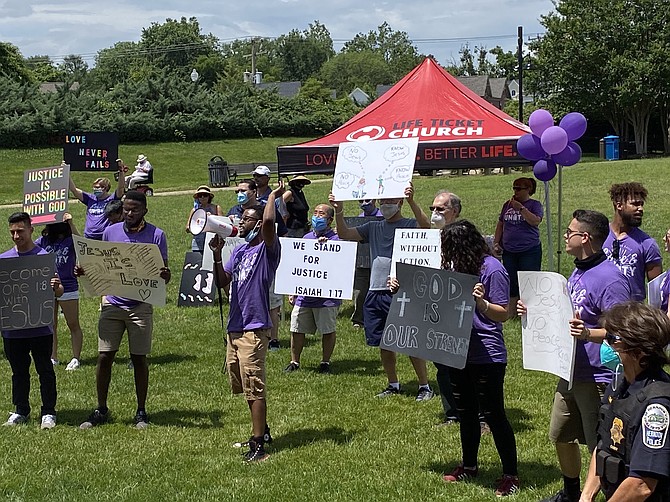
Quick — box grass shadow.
[76,353,197,367]
[331,357,382,377]
[271,426,355,452]
[425,460,562,490]
[54,408,224,429]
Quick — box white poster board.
[390,228,441,277]
[202,232,245,271]
[647,271,667,309]
[73,235,167,306]
[274,237,357,299]
[332,138,419,201]
[519,271,576,383]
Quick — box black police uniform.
[595,369,670,501]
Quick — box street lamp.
[190,68,199,83]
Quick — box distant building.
[39,82,80,93]
[508,80,535,104]
[348,87,370,106]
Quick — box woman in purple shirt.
[440,220,520,497]
[494,177,544,314]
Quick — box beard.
[621,212,642,227]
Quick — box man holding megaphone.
[209,181,285,463]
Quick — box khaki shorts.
[290,305,338,335]
[98,299,153,355]
[548,379,606,451]
[227,329,270,401]
[269,278,282,310]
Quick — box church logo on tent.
[346,125,386,142]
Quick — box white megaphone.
[189,209,238,238]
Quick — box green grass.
[1,149,670,501]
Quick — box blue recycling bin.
[604,135,620,160]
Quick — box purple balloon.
[541,126,569,155]
[528,109,554,137]
[559,112,587,141]
[552,141,582,166]
[517,133,546,161]
[534,159,557,182]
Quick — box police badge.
[610,417,624,451]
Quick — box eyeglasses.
[612,239,620,261]
[430,205,452,212]
[513,186,528,191]
[605,332,622,344]
[240,216,260,223]
[564,228,585,238]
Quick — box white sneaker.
[51,358,59,366]
[41,414,56,430]
[3,412,29,426]
[65,358,80,371]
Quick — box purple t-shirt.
[499,198,543,252]
[0,245,53,339]
[102,222,168,309]
[603,227,662,301]
[294,229,342,308]
[661,272,670,314]
[568,258,631,383]
[35,235,78,293]
[225,237,281,332]
[82,192,119,240]
[467,255,510,364]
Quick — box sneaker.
[480,421,491,435]
[416,387,435,402]
[268,339,280,351]
[3,412,29,426]
[284,361,300,373]
[79,409,109,429]
[51,358,59,366]
[375,385,401,398]
[436,418,459,427]
[41,414,56,430]
[540,490,578,502]
[233,425,273,448]
[65,358,80,371]
[244,436,270,463]
[443,465,478,483]
[318,361,331,374]
[134,410,149,429]
[128,359,134,370]
[352,323,363,329]
[495,475,520,497]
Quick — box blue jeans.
[502,243,542,297]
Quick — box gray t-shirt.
[356,218,418,290]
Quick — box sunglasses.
[612,239,620,261]
[430,205,451,212]
[513,186,528,191]
[605,332,622,344]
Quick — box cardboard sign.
[22,164,70,225]
[178,252,217,307]
[73,235,167,306]
[62,132,119,171]
[519,271,576,383]
[274,237,357,299]
[380,263,478,369]
[0,253,56,331]
[648,271,667,309]
[390,228,441,277]
[332,138,419,201]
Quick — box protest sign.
[62,132,119,171]
[274,237,357,299]
[178,252,217,307]
[390,228,441,277]
[202,231,245,271]
[73,235,167,306]
[0,253,55,331]
[332,138,419,201]
[380,263,478,369]
[23,164,70,224]
[344,216,382,268]
[647,271,667,309]
[519,271,576,383]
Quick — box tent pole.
[557,165,563,273]
[544,181,554,272]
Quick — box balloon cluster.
[516,110,586,181]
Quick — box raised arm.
[114,159,126,198]
[68,176,84,202]
[63,212,80,236]
[328,193,362,241]
[262,180,285,248]
[405,182,430,229]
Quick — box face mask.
[600,341,622,371]
[93,188,104,196]
[380,203,400,220]
[245,221,261,243]
[359,200,372,209]
[237,192,249,205]
[431,211,446,229]
[311,216,328,232]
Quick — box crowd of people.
[1,166,669,500]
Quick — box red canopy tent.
[277,57,531,176]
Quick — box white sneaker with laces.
[3,412,29,426]
[41,414,56,430]
[65,358,80,371]
[51,358,59,366]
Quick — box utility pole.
[250,37,258,77]
[517,26,524,123]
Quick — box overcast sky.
[0,0,554,67]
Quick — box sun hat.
[289,175,311,186]
[193,185,214,199]
[137,154,148,163]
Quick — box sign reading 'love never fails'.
[73,235,166,306]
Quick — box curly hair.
[601,302,670,370]
[608,182,648,204]
[440,219,490,276]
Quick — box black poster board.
[178,252,217,307]
[380,263,478,369]
[0,253,56,331]
[62,132,119,171]
[23,164,70,224]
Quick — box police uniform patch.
[610,417,624,451]
[641,403,669,450]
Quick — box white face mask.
[431,211,446,229]
[380,203,400,220]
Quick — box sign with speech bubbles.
[332,138,419,201]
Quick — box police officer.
[580,302,670,501]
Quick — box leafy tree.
[25,55,61,82]
[0,42,32,82]
[59,54,88,83]
[320,50,393,97]
[90,41,145,90]
[276,21,334,82]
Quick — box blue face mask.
[237,192,249,205]
[311,216,328,232]
[600,341,621,371]
[93,188,104,197]
[245,221,261,243]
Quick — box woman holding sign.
[440,220,520,497]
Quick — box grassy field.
[0,147,669,501]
